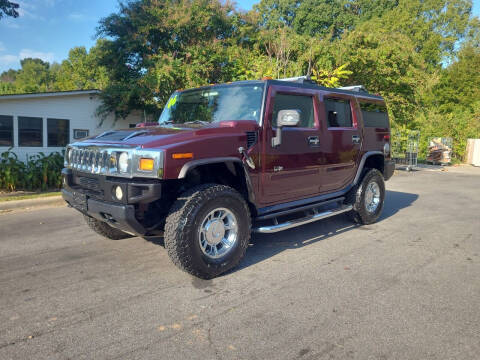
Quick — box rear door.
[259,85,322,205]
[316,92,362,192]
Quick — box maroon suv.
[62,78,395,279]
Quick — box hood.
[74,120,259,149]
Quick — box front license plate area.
[72,191,88,212]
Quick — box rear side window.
[324,98,352,128]
[360,102,389,128]
[272,94,315,128]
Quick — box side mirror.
[272,109,301,147]
[277,110,300,127]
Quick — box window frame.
[18,116,43,147]
[0,115,14,147]
[323,96,357,130]
[269,88,320,131]
[358,100,389,129]
[47,118,70,147]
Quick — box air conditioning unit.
[466,139,480,167]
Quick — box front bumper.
[62,188,147,235]
[62,168,163,235]
[384,159,395,181]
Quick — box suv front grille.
[76,176,101,192]
[69,148,111,173]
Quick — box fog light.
[114,186,123,200]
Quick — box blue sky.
[0,0,479,73]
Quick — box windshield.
[158,84,264,124]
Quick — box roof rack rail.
[336,85,369,93]
[277,76,317,85]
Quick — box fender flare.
[353,151,384,185]
[178,157,257,204]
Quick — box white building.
[0,90,146,161]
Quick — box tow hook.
[238,147,255,170]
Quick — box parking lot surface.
[1,166,479,360]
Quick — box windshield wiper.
[183,120,210,125]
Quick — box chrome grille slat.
[69,148,110,174]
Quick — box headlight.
[118,152,129,173]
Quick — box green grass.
[0,191,61,202]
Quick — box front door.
[260,86,323,206]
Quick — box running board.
[252,205,353,234]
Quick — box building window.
[325,98,352,128]
[47,118,70,147]
[272,94,315,128]
[0,115,13,147]
[73,129,89,139]
[129,124,137,128]
[18,116,43,147]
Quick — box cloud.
[2,20,21,28]
[19,49,54,63]
[0,49,55,68]
[68,12,85,21]
[0,42,5,52]
[16,0,46,21]
[0,54,19,64]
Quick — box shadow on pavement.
[233,190,418,273]
[142,190,418,276]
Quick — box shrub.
[0,149,64,192]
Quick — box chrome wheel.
[198,208,238,259]
[364,181,381,213]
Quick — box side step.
[252,204,353,234]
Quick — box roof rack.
[277,76,317,85]
[336,85,369,93]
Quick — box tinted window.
[0,115,13,146]
[325,98,352,128]
[360,102,389,128]
[272,94,315,128]
[47,118,69,147]
[19,116,43,147]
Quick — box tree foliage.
[1,0,479,159]
[0,0,19,20]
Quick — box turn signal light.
[139,158,154,171]
[172,153,193,159]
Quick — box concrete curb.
[0,196,65,211]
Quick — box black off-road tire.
[164,184,251,279]
[84,215,132,240]
[348,168,385,225]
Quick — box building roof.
[0,89,101,101]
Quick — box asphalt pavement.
[1,166,479,360]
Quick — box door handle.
[308,136,320,146]
[352,135,360,144]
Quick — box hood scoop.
[95,130,149,141]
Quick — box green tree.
[54,43,110,91]
[95,0,238,119]
[12,58,54,93]
[0,0,19,19]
